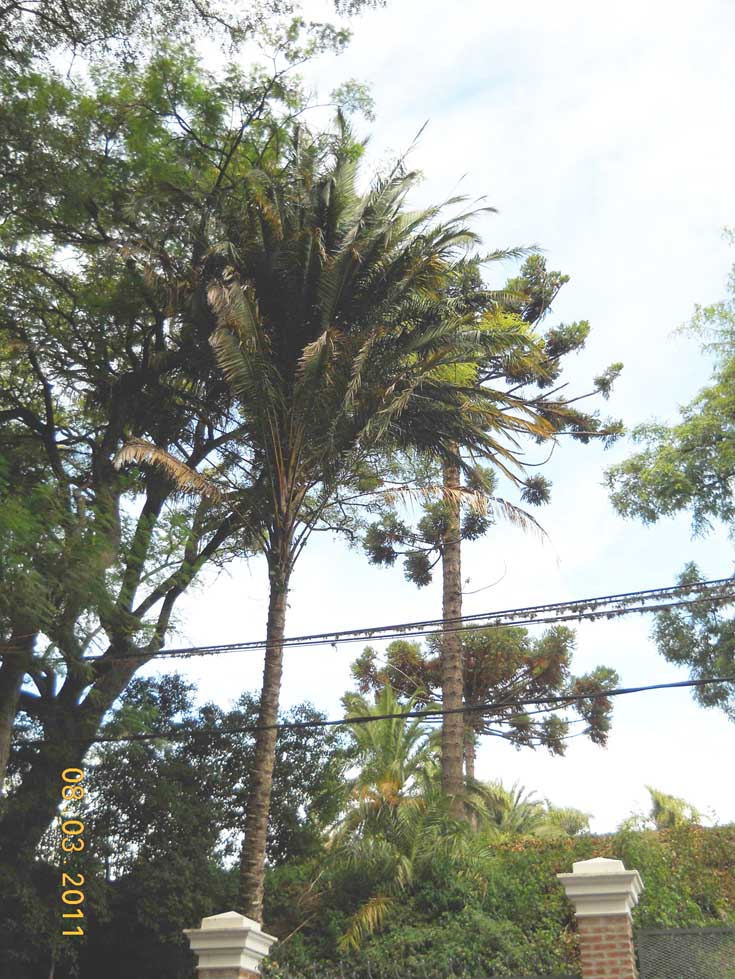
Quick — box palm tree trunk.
[463,734,476,783]
[464,733,479,830]
[237,551,291,921]
[440,455,465,818]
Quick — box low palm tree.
[646,786,701,829]
[330,687,487,948]
[341,685,438,820]
[472,780,591,838]
[477,780,548,835]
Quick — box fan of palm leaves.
[326,686,496,949]
[202,119,554,509]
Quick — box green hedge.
[266,826,735,978]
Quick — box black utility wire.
[152,593,735,660]
[4,576,732,666]
[153,577,735,658]
[16,675,735,747]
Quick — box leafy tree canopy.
[606,236,735,717]
[0,42,335,857]
[2,673,351,977]
[351,627,619,761]
[0,0,383,66]
[607,234,735,532]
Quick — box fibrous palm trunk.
[237,545,291,921]
[440,455,465,817]
[463,735,476,783]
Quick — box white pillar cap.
[557,856,644,918]
[184,911,278,973]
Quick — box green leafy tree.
[80,676,351,875]
[3,673,349,977]
[0,0,382,66]
[606,236,735,716]
[363,255,623,809]
[0,46,322,856]
[351,627,619,782]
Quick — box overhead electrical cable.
[3,576,733,666]
[15,674,735,747]
[152,577,735,658]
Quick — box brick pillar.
[557,857,644,979]
[183,911,277,979]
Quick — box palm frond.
[113,439,222,501]
[338,894,396,951]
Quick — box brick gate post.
[557,857,644,979]
[184,911,277,979]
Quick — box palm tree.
[646,786,701,829]
[208,123,567,920]
[538,804,591,838]
[473,780,591,837]
[330,687,485,948]
[119,120,556,919]
[341,685,438,819]
[477,780,548,835]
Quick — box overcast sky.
[164,0,735,832]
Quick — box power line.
[4,576,734,666]
[153,593,734,660]
[15,674,735,747]
[153,577,735,658]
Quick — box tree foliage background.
[607,235,735,719]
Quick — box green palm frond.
[338,893,396,951]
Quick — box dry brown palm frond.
[378,483,548,541]
[380,482,481,509]
[484,496,548,541]
[113,439,223,502]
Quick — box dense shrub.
[267,826,735,978]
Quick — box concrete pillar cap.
[557,856,644,919]
[184,911,278,975]
[572,857,626,874]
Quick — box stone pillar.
[184,911,278,979]
[557,857,644,979]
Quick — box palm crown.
[204,121,553,550]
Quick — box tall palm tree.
[119,120,555,919]
[208,124,564,920]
